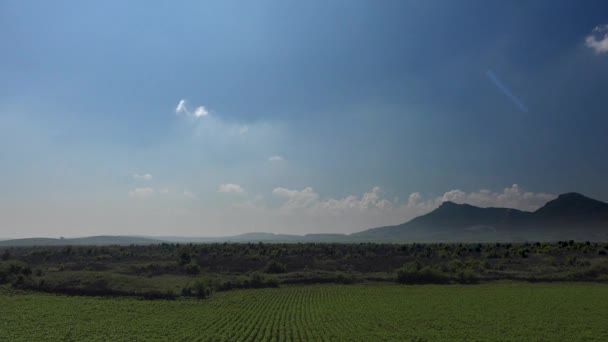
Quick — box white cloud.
[218,183,244,194]
[268,155,284,162]
[273,187,320,210]
[272,186,395,215]
[183,189,195,198]
[239,126,249,135]
[407,192,422,206]
[128,187,155,198]
[175,99,210,119]
[193,106,209,118]
[175,99,187,114]
[441,189,466,203]
[132,173,152,181]
[263,184,556,231]
[585,24,608,54]
[444,184,555,211]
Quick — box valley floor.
[2,282,607,341]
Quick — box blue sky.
[1,1,608,237]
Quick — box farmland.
[2,242,608,340]
[2,282,607,341]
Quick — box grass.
[2,282,608,341]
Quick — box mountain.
[0,236,167,247]
[352,202,531,241]
[353,192,608,242]
[533,192,608,221]
[2,193,607,245]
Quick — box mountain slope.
[533,192,608,221]
[353,193,608,242]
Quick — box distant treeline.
[1,241,607,299]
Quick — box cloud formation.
[128,187,155,198]
[218,183,244,194]
[585,24,608,54]
[175,100,187,114]
[273,187,320,210]
[175,99,210,118]
[265,184,555,228]
[436,184,555,211]
[132,173,152,181]
[268,155,284,162]
[193,106,209,118]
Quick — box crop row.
[2,283,608,341]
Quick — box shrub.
[142,291,177,300]
[264,261,287,274]
[185,263,200,275]
[178,251,191,266]
[181,286,193,297]
[396,263,450,284]
[193,280,212,299]
[457,269,478,284]
[565,260,608,280]
[249,272,279,288]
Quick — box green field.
[2,283,607,341]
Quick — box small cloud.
[133,173,152,181]
[239,125,249,135]
[194,106,209,118]
[183,189,195,198]
[128,187,155,198]
[269,155,284,162]
[218,183,244,194]
[159,188,170,194]
[585,24,608,54]
[175,99,187,114]
[175,99,210,119]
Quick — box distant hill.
[353,192,608,242]
[0,236,167,247]
[156,233,351,243]
[2,193,607,245]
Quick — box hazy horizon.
[2,1,608,238]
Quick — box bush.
[396,263,450,284]
[178,249,191,266]
[457,269,478,284]
[249,272,279,288]
[264,261,287,274]
[142,291,177,300]
[564,260,608,280]
[185,263,200,275]
[566,255,578,266]
[193,280,212,299]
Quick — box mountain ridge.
[1,193,607,245]
[353,192,608,242]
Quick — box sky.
[1,1,608,238]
